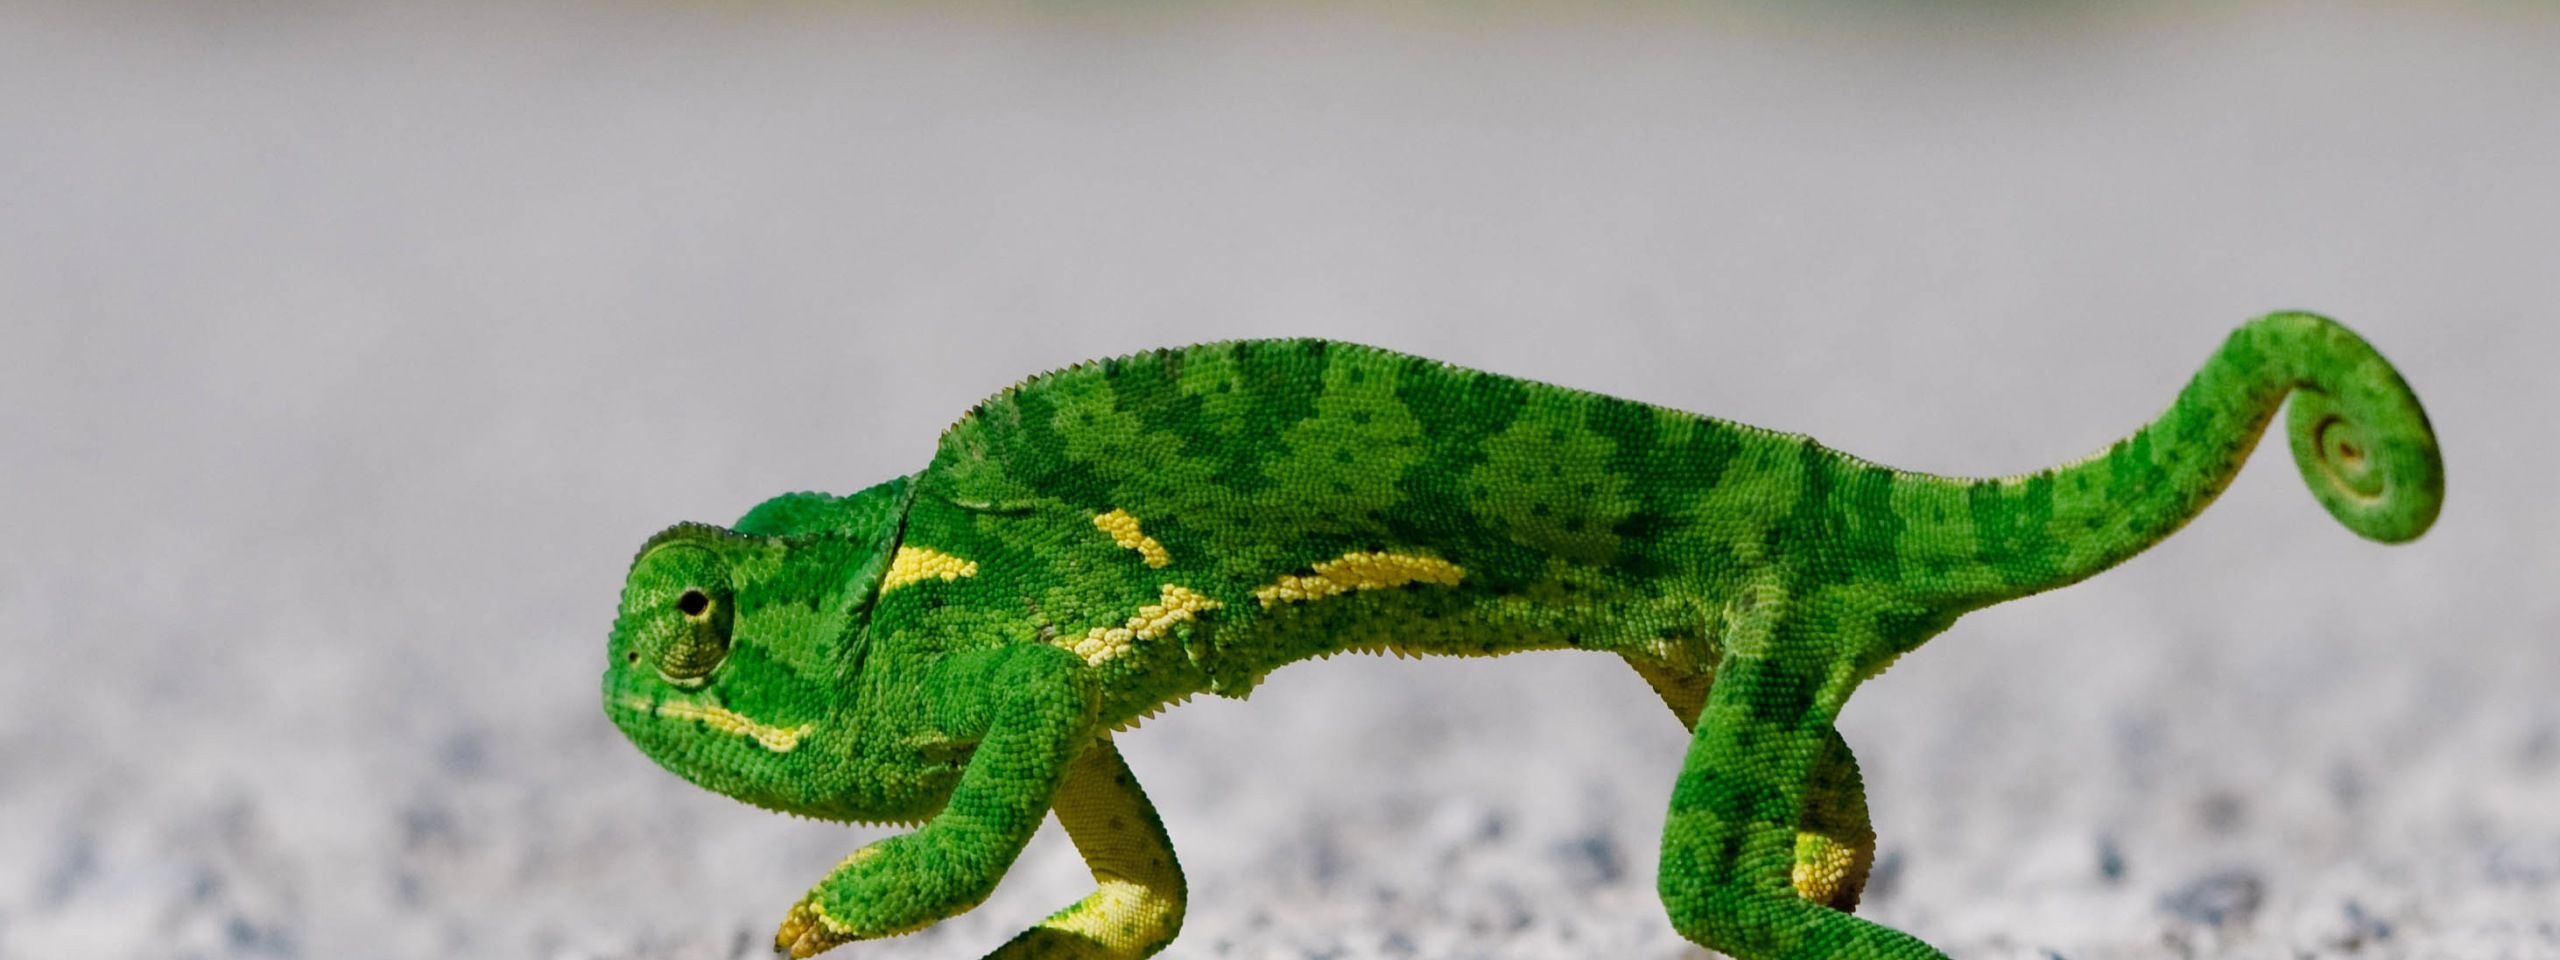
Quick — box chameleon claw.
[776,899,848,958]
[773,903,811,955]
[786,928,837,959]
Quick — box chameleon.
[602,312,2441,959]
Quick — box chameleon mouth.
[620,694,814,753]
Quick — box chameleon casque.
[603,312,2441,959]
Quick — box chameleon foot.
[775,897,851,958]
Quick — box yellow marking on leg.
[624,694,814,752]
[804,899,856,936]
[1066,583,1222,665]
[1093,508,1172,568]
[1027,737,1186,957]
[1791,830,1866,908]
[1040,877,1179,949]
[880,545,978,592]
[1250,550,1464,607]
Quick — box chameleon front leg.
[1656,652,1941,960]
[986,736,1186,960]
[778,645,1095,958]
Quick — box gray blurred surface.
[3,2,2555,958]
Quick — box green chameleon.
[603,312,2440,959]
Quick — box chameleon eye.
[625,539,737,687]
[658,583,733,685]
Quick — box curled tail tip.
[2262,313,2445,543]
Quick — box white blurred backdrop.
[3,3,2554,958]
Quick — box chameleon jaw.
[619,693,815,753]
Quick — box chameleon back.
[898,338,1893,710]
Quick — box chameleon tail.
[1900,312,2442,611]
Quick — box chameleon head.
[603,519,893,821]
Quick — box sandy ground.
[4,2,2556,957]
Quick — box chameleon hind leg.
[1790,728,1875,912]
[986,736,1186,960]
[1625,656,1876,911]
[1652,651,1942,960]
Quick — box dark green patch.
[1966,473,2063,589]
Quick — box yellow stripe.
[1067,583,1222,665]
[627,695,814,752]
[1251,550,1464,607]
[1039,877,1180,948]
[1093,508,1172,568]
[880,545,978,592]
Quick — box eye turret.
[628,540,735,687]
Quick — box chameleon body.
[603,313,2441,959]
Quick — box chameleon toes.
[776,898,848,958]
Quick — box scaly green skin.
[602,312,2442,959]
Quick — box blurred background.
[3,2,2555,958]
